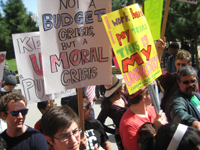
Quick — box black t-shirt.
[85,119,108,150]
[1,126,48,150]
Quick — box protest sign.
[37,0,112,94]
[12,32,76,103]
[177,0,197,4]
[144,0,163,41]
[0,52,6,87]
[102,4,162,95]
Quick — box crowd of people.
[0,38,200,150]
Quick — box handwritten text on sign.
[38,0,112,94]
[102,4,162,95]
[12,32,76,103]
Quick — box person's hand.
[192,120,200,130]
[94,146,99,150]
[80,137,87,150]
[156,37,166,61]
[153,110,168,133]
[93,96,97,101]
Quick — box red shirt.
[119,106,156,150]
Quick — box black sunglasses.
[181,79,197,85]
[83,102,91,110]
[6,109,29,117]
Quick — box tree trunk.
[194,36,199,69]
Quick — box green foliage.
[165,0,200,42]
[0,0,39,59]
[112,0,145,11]
[5,58,18,73]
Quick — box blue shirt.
[166,55,176,73]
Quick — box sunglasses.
[176,63,187,66]
[83,102,91,110]
[181,79,197,85]
[6,109,29,117]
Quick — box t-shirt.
[1,126,48,150]
[191,95,200,113]
[84,119,108,150]
[119,106,156,150]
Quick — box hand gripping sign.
[102,4,162,95]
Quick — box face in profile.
[47,121,81,150]
[83,98,92,120]
[2,100,27,130]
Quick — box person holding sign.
[40,105,88,150]
[67,96,112,150]
[0,92,48,150]
[97,75,128,150]
[119,86,167,150]
[156,38,199,113]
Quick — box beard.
[185,86,197,97]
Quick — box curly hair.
[0,92,27,113]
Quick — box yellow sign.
[102,4,162,95]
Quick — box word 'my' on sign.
[102,4,162,95]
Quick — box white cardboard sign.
[37,0,112,94]
[0,52,6,87]
[12,32,76,103]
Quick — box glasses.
[6,109,29,117]
[83,102,91,110]
[181,79,197,85]
[53,129,82,142]
[176,63,187,67]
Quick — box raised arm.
[156,37,166,62]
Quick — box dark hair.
[128,87,148,105]
[0,92,27,114]
[177,66,198,81]
[67,95,87,116]
[37,101,49,111]
[40,105,80,142]
[140,123,200,150]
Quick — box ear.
[177,80,181,86]
[1,112,7,120]
[45,135,53,146]
[40,109,45,114]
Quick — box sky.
[22,0,38,15]
[0,0,38,15]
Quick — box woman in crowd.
[97,75,128,150]
[40,105,88,150]
[141,123,200,150]
[119,86,167,150]
[68,96,112,150]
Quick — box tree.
[0,0,39,59]
[112,0,145,11]
[164,0,200,68]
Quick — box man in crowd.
[166,42,179,73]
[34,100,55,133]
[156,38,195,113]
[0,92,48,149]
[167,66,200,130]
[0,75,17,97]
